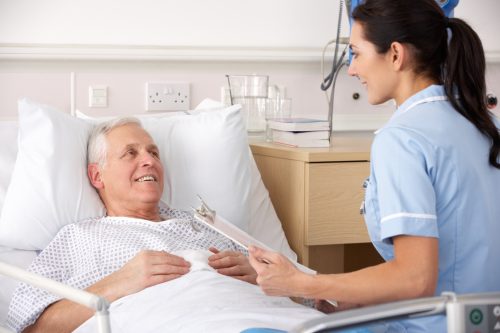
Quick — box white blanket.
[75,270,324,333]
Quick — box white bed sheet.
[75,270,324,333]
[0,247,37,326]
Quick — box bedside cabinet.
[250,132,383,274]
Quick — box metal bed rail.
[0,261,111,333]
[290,291,500,333]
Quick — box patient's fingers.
[208,250,257,284]
[104,250,191,300]
[150,263,191,276]
[129,250,190,281]
[144,250,190,265]
[208,250,242,268]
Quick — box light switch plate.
[88,85,108,108]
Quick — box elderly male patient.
[7,118,257,333]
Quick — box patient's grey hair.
[88,117,142,167]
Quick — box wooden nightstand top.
[249,131,374,162]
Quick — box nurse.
[248,0,500,332]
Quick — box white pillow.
[140,107,253,230]
[79,105,252,232]
[247,156,296,260]
[0,121,18,214]
[0,100,106,249]
[0,99,295,260]
[79,106,295,259]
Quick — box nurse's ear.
[388,41,409,72]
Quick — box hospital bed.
[0,99,321,332]
[293,292,500,332]
[1,100,499,333]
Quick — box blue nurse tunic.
[363,84,500,332]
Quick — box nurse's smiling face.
[347,21,398,105]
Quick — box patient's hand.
[94,250,191,302]
[208,247,257,284]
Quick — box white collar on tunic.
[374,84,448,135]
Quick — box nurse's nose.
[347,62,357,77]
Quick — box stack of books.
[267,118,330,148]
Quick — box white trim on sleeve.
[381,212,437,223]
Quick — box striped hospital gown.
[6,207,245,332]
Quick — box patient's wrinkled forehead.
[106,124,157,154]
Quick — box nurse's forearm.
[297,236,438,306]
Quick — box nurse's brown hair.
[352,0,500,168]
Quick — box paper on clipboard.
[192,195,338,307]
[192,196,314,275]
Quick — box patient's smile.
[136,175,157,182]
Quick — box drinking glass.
[226,75,269,134]
[265,97,292,142]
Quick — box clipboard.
[192,195,338,307]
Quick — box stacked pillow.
[0,99,295,260]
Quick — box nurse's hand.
[248,245,305,297]
[208,247,257,284]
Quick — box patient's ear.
[88,163,104,189]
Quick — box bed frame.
[291,291,500,333]
[2,257,499,333]
[0,261,110,333]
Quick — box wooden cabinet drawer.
[305,162,370,245]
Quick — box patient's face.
[99,123,164,210]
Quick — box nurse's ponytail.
[444,18,500,168]
[353,0,500,168]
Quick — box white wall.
[0,0,499,128]
[0,0,349,48]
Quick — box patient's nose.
[139,150,155,166]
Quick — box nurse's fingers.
[248,246,277,263]
[208,246,219,254]
[248,255,267,275]
[248,246,277,273]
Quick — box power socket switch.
[145,82,190,111]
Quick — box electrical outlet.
[145,82,190,111]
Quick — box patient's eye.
[122,148,137,158]
[148,145,160,159]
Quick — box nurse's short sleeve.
[371,127,438,242]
